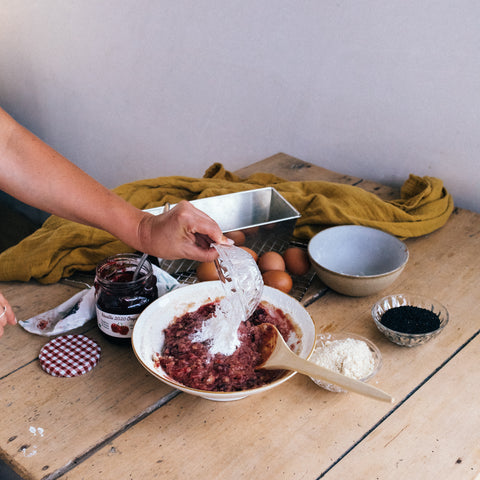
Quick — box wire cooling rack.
[158,237,316,303]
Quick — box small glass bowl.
[309,332,382,393]
[371,293,449,347]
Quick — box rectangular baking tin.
[144,187,300,234]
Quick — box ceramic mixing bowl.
[308,225,409,296]
[132,281,316,401]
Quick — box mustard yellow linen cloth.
[0,163,454,284]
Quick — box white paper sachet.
[19,265,179,336]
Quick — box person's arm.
[0,292,15,337]
[0,107,232,336]
[0,107,230,260]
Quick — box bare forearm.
[0,107,231,261]
[0,107,234,339]
[0,108,146,250]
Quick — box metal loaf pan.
[144,187,301,275]
[145,187,300,236]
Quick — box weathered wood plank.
[58,200,480,480]
[323,335,480,479]
[1,326,176,480]
[235,152,362,184]
[1,155,478,480]
[234,152,401,200]
[0,282,87,378]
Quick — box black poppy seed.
[380,305,440,334]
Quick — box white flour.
[310,338,375,380]
[192,243,263,356]
[190,297,245,356]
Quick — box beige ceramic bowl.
[308,225,409,297]
[132,281,316,401]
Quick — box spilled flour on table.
[29,426,44,437]
[21,426,45,457]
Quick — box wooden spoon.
[256,323,393,403]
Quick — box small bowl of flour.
[309,332,382,393]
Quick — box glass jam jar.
[94,254,158,344]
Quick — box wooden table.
[1,153,479,480]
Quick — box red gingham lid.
[39,334,101,377]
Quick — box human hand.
[138,200,233,262]
[0,292,16,338]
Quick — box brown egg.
[196,261,219,281]
[257,251,285,273]
[242,226,260,236]
[225,230,246,246]
[283,247,311,276]
[239,246,258,262]
[262,270,293,293]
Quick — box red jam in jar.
[95,254,158,344]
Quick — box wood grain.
[1,325,176,480]
[323,336,480,479]
[0,282,86,378]
[57,199,480,480]
[1,153,478,480]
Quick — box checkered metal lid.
[39,334,101,377]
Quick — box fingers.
[187,245,221,263]
[175,201,233,246]
[221,235,235,246]
[0,293,16,338]
[194,233,213,250]
[138,200,233,262]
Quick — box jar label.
[96,307,138,338]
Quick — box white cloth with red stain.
[19,265,179,336]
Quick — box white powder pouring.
[190,296,245,355]
[191,244,264,356]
